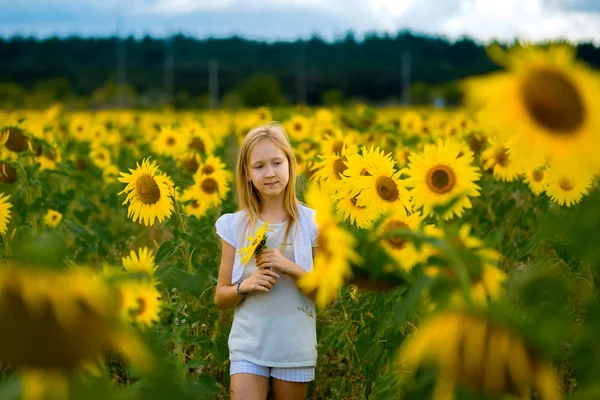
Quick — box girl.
[214,122,319,400]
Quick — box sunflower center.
[136,298,147,316]
[52,214,58,221]
[532,168,544,182]
[294,123,302,132]
[558,177,574,191]
[427,165,456,194]
[191,200,200,209]
[136,174,161,204]
[201,165,215,175]
[467,133,486,153]
[166,136,176,146]
[3,127,29,153]
[189,138,206,153]
[383,221,408,250]
[201,177,218,194]
[494,147,509,167]
[332,140,344,154]
[333,156,348,179]
[375,176,400,202]
[521,69,585,135]
[182,157,199,173]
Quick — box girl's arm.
[214,240,245,310]
[214,240,280,310]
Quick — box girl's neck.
[259,194,287,222]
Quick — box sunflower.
[349,147,412,217]
[394,146,412,168]
[285,115,311,141]
[195,154,230,179]
[151,126,187,158]
[333,178,379,229]
[1,126,29,153]
[320,129,357,156]
[238,221,274,265]
[481,138,521,182]
[424,224,505,305]
[465,43,600,174]
[398,311,561,400]
[182,194,211,220]
[89,145,112,170]
[406,139,481,220]
[185,122,215,155]
[117,158,175,226]
[179,151,202,174]
[254,106,272,125]
[401,110,424,135]
[0,163,17,184]
[298,184,361,308]
[0,266,154,374]
[43,209,62,228]
[102,164,120,186]
[376,212,427,272]
[545,167,592,207]
[185,169,230,206]
[524,166,548,195]
[122,247,157,277]
[69,114,92,142]
[0,193,12,235]
[311,144,355,194]
[118,281,162,327]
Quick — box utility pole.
[164,35,174,106]
[296,42,307,105]
[116,17,127,108]
[209,59,219,109]
[401,52,411,106]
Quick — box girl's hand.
[239,268,280,293]
[255,249,295,276]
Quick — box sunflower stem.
[173,197,193,273]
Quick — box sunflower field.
[2,42,600,400]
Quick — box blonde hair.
[236,122,299,253]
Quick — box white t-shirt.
[215,205,318,367]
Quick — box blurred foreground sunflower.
[398,311,561,400]
[0,193,13,235]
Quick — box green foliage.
[236,74,286,107]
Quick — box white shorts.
[230,359,315,382]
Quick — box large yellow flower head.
[185,168,230,206]
[117,158,175,226]
[405,139,481,220]
[0,265,154,374]
[544,167,593,207]
[375,211,428,273]
[122,247,157,277]
[238,221,274,265]
[285,114,311,141]
[399,311,561,400]
[523,166,548,196]
[298,184,361,308]
[425,224,506,306]
[152,126,188,158]
[481,137,522,182]
[118,280,162,327]
[311,143,356,194]
[0,193,13,235]
[465,43,600,176]
[348,146,412,218]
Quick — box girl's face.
[248,138,290,199]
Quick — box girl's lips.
[264,182,278,186]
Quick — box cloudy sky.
[1,0,600,43]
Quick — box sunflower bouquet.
[238,221,274,265]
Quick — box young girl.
[214,122,319,400]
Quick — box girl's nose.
[265,166,276,177]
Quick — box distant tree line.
[1,31,599,109]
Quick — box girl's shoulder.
[297,203,316,222]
